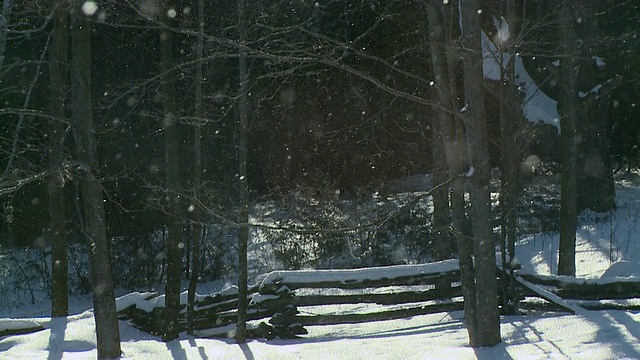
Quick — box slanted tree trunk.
[460,0,501,346]
[187,0,205,336]
[70,3,121,357]
[557,2,579,277]
[49,0,69,319]
[159,1,183,342]
[235,0,250,344]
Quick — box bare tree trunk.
[431,113,452,261]
[498,0,519,315]
[460,0,501,347]
[49,0,69,319]
[187,0,204,336]
[70,3,121,357]
[557,2,579,276]
[573,1,615,213]
[159,1,183,342]
[235,0,250,344]
[427,0,478,344]
[424,3,454,260]
[0,0,11,70]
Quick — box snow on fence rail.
[516,272,640,312]
[120,259,463,337]
[7,261,640,340]
[117,261,640,338]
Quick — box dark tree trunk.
[460,0,502,346]
[578,97,615,212]
[49,0,68,319]
[187,0,205,336]
[235,0,250,344]
[498,0,519,315]
[0,0,11,70]
[159,1,183,342]
[425,3,453,260]
[70,3,121,357]
[557,2,579,277]
[431,112,452,261]
[574,1,615,213]
[427,0,478,345]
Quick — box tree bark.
[427,0,478,345]
[557,2,579,277]
[187,0,205,336]
[431,111,452,261]
[159,1,183,342]
[235,0,250,344]
[70,2,121,357]
[573,1,615,213]
[498,0,519,315]
[425,3,454,261]
[460,0,501,346]
[49,0,69,319]
[0,0,11,71]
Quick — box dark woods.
[0,0,639,351]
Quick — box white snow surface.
[2,304,640,359]
[4,172,640,358]
[482,31,561,133]
[260,259,458,288]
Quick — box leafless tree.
[70,0,121,357]
[48,0,69,319]
[158,0,184,342]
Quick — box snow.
[594,56,606,68]
[514,275,587,316]
[579,79,613,98]
[2,307,640,359]
[465,166,475,178]
[601,261,640,279]
[0,319,42,333]
[4,173,640,359]
[115,292,159,313]
[482,30,561,133]
[259,259,458,290]
[492,17,509,46]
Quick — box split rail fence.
[117,259,640,339]
[3,259,640,339]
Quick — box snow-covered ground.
[2,172,640,359]
[2,304,640,359]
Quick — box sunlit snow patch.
[482,27,560,133]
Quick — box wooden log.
[514,275,584,315]
[259,270,460,294]
[190,308,276,331]
[0,320,45,338]
[259,260,460,294]
[291,287,462,307]
[192,298,242,317]
[292,301,464,326]
[576,301,640,311]
[517,273,640,300]
[194,284,259,307]
[517,300,571,313]
[556,283,640,300]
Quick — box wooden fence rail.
[121,260,464,337]
[7,260,639,340]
